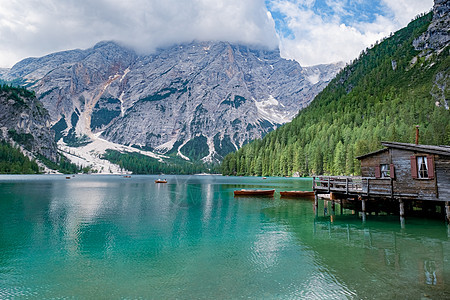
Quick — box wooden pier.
[312,141,450,224]
[313,176,421,200]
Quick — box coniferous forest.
[222,12,449,177]
[103,150,217,175]
[0,141,40,174]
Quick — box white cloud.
[0,0,435,68]
[381,0,434,25]
[270,0,433,66]
[0,0,278,67]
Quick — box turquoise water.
[0,175,449,299]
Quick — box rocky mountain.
[413,0,449,51]
[0,85,58,162]
[222,1,449,177]
[1,41,343,163]
[413,0,449,109]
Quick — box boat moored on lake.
[280,191,315,199]
[234,189,275,197]
[155,179,167,183]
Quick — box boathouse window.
[417,156,428,178]
[380,164,390,178]
[410,155,434,179]
[375,164,394,179]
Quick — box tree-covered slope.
[0,84,87,174]
[222,11,449,177]
[0,140,40,174]
[0,84,59,162]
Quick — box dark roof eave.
[356,142,450,160]
[381,141,450,156]
[356,148,388,160]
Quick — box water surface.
[0,175,448,299]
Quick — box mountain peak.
[1,40,342,165]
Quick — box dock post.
[346,178,349,194]
[399,199,405,228]
[399,199,405,217]
[340,200,343,215]
[360,196,366,223]
[445,201,450,224]
[314,193,319,217]
[330,201,336,222]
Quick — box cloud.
[0,0,278,67]
[269,0,433,66]
[0,0,435,68]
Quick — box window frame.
[410,155,435,180]
[380,164,390,178]
[416,156,428,179]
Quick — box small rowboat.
[234,189,275,196]
[65,176,71,179]
[280,191,315,199]
[155,179,167,183]
[123,175,131,178]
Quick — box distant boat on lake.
[234,189,275,197]
[123,175,131,178]
[155,179,167,183]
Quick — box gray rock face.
[0,88,58,161]
[0,68,9,79]
[412,0,449,110]
[413,0,449,51]
[2,41,342,161]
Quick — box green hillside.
[222,12,449,177]
[0,140,40,174]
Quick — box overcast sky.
[0,0,433,68]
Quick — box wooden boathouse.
[313,141,450,222]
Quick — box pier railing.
[313,176,395,197]
[313,176,363,194]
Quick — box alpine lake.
[0,174,449,299]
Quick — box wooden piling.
[314,193,319,217]
[399,199,406,228]
[399,199,405,217]
[445,201,450,224]
[360,196,366,222]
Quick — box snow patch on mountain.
[255,95,292,124]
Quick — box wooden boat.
[262,177,267,179]
[65,176,71,179]
[155,179,167,183]
[234,189,275,196]
[123,175,131,178]
[280,191,315,199]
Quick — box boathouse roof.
[355,148,388,160]
[356,142,450,160]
